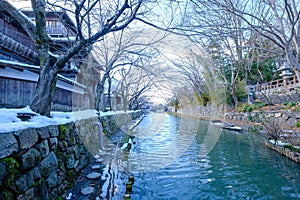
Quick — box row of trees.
[167,0,300,110]
[2,0,179,116]
[2,0,300,115]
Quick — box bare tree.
[194,0,300,80]
[183,0,253,108]
[115,51,163,111]
[93,27,168,111]
[0,0,142,116]
[170,48,209,105]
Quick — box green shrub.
[237,103,253,113]
[283,144,300,152]
[284,101,299,108]
[253,102,268,110]
[295,121,300,128]
[237,102,269,113]
[293,107,300,112]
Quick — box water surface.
[123,113,300,200]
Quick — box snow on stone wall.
[0,110,142,199]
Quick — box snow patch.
[269,139,289,146]
[0,107,140,133]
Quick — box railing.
[46,26,68,36]
[248,75,299,94]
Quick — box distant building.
[101,77,122,111]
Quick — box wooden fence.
[249,75,299,94]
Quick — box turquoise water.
[124,113,300,200]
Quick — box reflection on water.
[107,113,300,200]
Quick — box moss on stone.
[34,178,46,199]
[70,134,75,145]
[1,157,20,186]
[66,170,76,183]
[2,190,14,200]
[56,196,64,200]
[1,157,19,169]
[58,125,66,140]
[56,149,64,159]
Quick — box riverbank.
[169,108,300,164]
[63,114,145,199]
[0,108,143,199]
[168,111,251,130]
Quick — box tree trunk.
[31,66,58,116]
[230,86,238,109]
[107,75,112,111]
[232,93,239,109]
[122,87,128,112]
[294,70,300,82]
[95,80,104,111]
[95,72,110,111]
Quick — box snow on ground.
[269,139,289,146]
[0,106,139,133]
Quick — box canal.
[115,112,300,200]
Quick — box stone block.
[36,140,49,158]
[17,187,34,200]
[0,162,8,181]
[46,172,58,188]
[21,148,41,170]
[15,170,34,193]
[294,112,300,119]
[48,125,59,137]
[66,154,75,169]
[49,138,58,150]
[0,133,19,159]
[68,145,75,153]
[33,167,41,179]
[37,127,50,139]
[287,118,296,127]
[14,129,38,150]
[74,145,80,159]
[58,141,68,150]
[39,152,58,177]
[57,171,66,185]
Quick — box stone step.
[81,186,94,195]
[91,165,101,170]
[86,172,101,180]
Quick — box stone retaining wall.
[255,88,300,104]
[265,141,300,163]
[224,110,300,163]
[0,111,142,199]
[225,110,300,128]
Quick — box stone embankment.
[225,110,300,163]
[172,107,300,164]
[0,111,142,200]
[224,110,300,129]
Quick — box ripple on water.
[108,113,300,200]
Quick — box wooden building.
[0,3,102,111]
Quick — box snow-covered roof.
[49,36,77,42]
[0,59,86,92]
